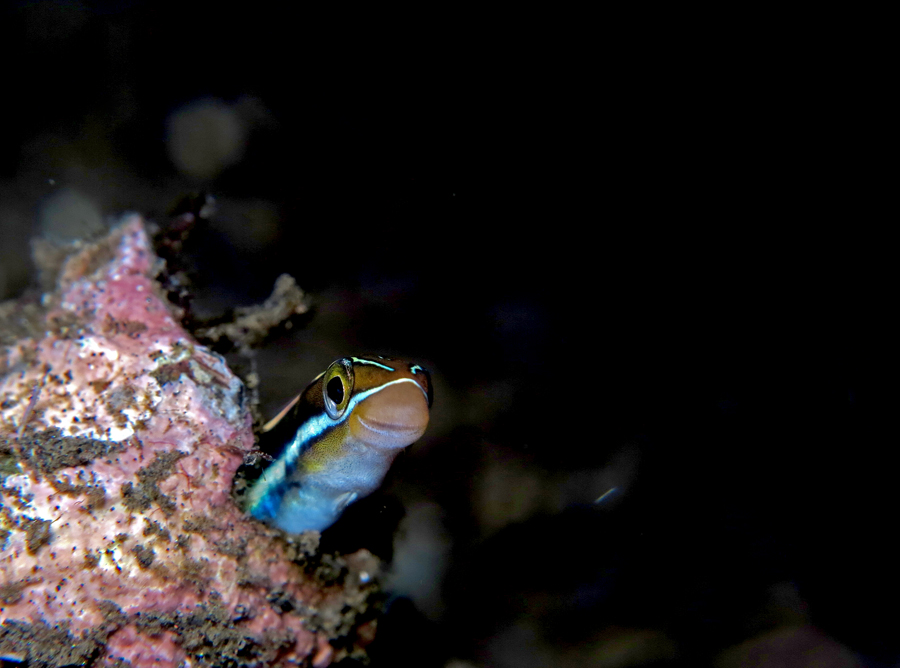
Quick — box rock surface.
[0,216,378,667]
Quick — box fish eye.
[323,358,354,419]
[422,368,434,408]
[410,363,434,408]
[326,377,344,405]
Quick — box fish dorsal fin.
[262,393,301,433]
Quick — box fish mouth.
[351,379,430,448]
[352,414,427,450]
[355,415,427,439]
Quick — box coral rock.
[0,216,376,667]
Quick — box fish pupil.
[326,377,344,405]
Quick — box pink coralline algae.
[0,217,378,667]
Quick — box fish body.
[246,356,432,533]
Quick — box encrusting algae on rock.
[0,216,380,667]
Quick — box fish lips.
[351,381,430,449]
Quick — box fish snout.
[351,380,430,449]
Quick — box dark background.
[0,4,890,667]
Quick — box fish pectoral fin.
[333,491,358,514]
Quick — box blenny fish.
[246,356,433,533]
